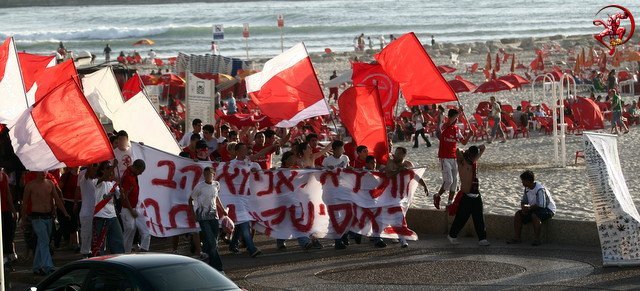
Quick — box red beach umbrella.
[498,73,530,87]
[447,79,477,93]
[473,79,515,93]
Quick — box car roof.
[79,253,199,269]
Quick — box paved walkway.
[6,234,640,290]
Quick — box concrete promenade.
[5,209,640,290]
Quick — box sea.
[1,0,637,59]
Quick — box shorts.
[612,111,622,125]
[522,208,554,224]
[440,158,458,192]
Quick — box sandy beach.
[250,33,640,222]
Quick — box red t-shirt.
[353,157,367,169]
[59,172,78,200]
[182,146,197,159]
[0,172,10,212]
[438,124,463,159]
[252,144,275,169]
[121,168,140,207]
[344,142,356,164]
[217,145,232,162]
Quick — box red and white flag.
[121,73,143,101]
[18,52,56,95]
[26,60,79,105]
[246,43,329,128]
[8,77,114,170]
[338,86,389,164]
[351,62,399,126]
[374,33,457,106]
[0,37,28,123]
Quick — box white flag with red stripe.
[245,43,329,128]
[0,37,28,123]
[8,77,114,170]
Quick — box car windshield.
[139,261,239,291]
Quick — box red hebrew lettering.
[143,198,164,235]
[275,171,297,193]
[261,206,287,225]
[256,171,275,196]
[357,207,382,233]
[152,160,177,189]
[179,165,203,191]
[238,169,251,195]
[320,169,340,187]
[169,204,197,228]
[319,204,326,215]
[383,206,413,236]
[290,202,314,232]
[394,170,416,199]
[327,203,354,235]
[369,174,390,199]
[218,164,240,194]
[344,169,367,193]
[226,204,237,222]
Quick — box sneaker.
[447,235,459,245]
[277,242,287,250]
[374,240,387,248]
[400,238,409,248]
[334,241,347,250]
[478,239,490,246]
[354,234,362,244]
[229,247,240,254]
[341,237,350,246]
[304,242,313,250]
[433,194,441,209]
[250,249,262,258]
[426,141,432,147]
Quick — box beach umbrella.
[573,53,581,74]
[484,52,492,71]
[580,47,586,67]
[495,53,501,72]
[587,48,595,67]
[133,38,155,46]
[159,73,185,86]
[437,65,457,74]
[473,79,515,93]
[510,54,516,73]
[498,73,530,87]
[447,76,477,93]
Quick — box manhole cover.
[316,260,526,284]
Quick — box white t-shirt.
[113,147,135,179]
[413,114,425,131]
[179,132,203,147]
[522,182,556,213]
[229,158,261,171]
[190,181,220,221]
[93,180,120,219]
[322,155,350,169]
[78,169,97,218]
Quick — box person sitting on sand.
[507,170,556,246]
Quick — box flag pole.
[302,42,341,140]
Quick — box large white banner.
[186,72,215,131]
[82,67,125,120]
[584,132,640,266]
[131,143,424,240]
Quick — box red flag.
[530,51,545,71]
[8,77,114,170]
[28,60,79,105]
[122,73,143,101]
[495,53,501,72]
[18,52,56,93]
[510,54,516,73]
[351,62,399,127]
[485,52,492,71]
[338,86,389,164]
[246,43,329,128]
[374,33,457,106]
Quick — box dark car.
[31,253,241,291]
